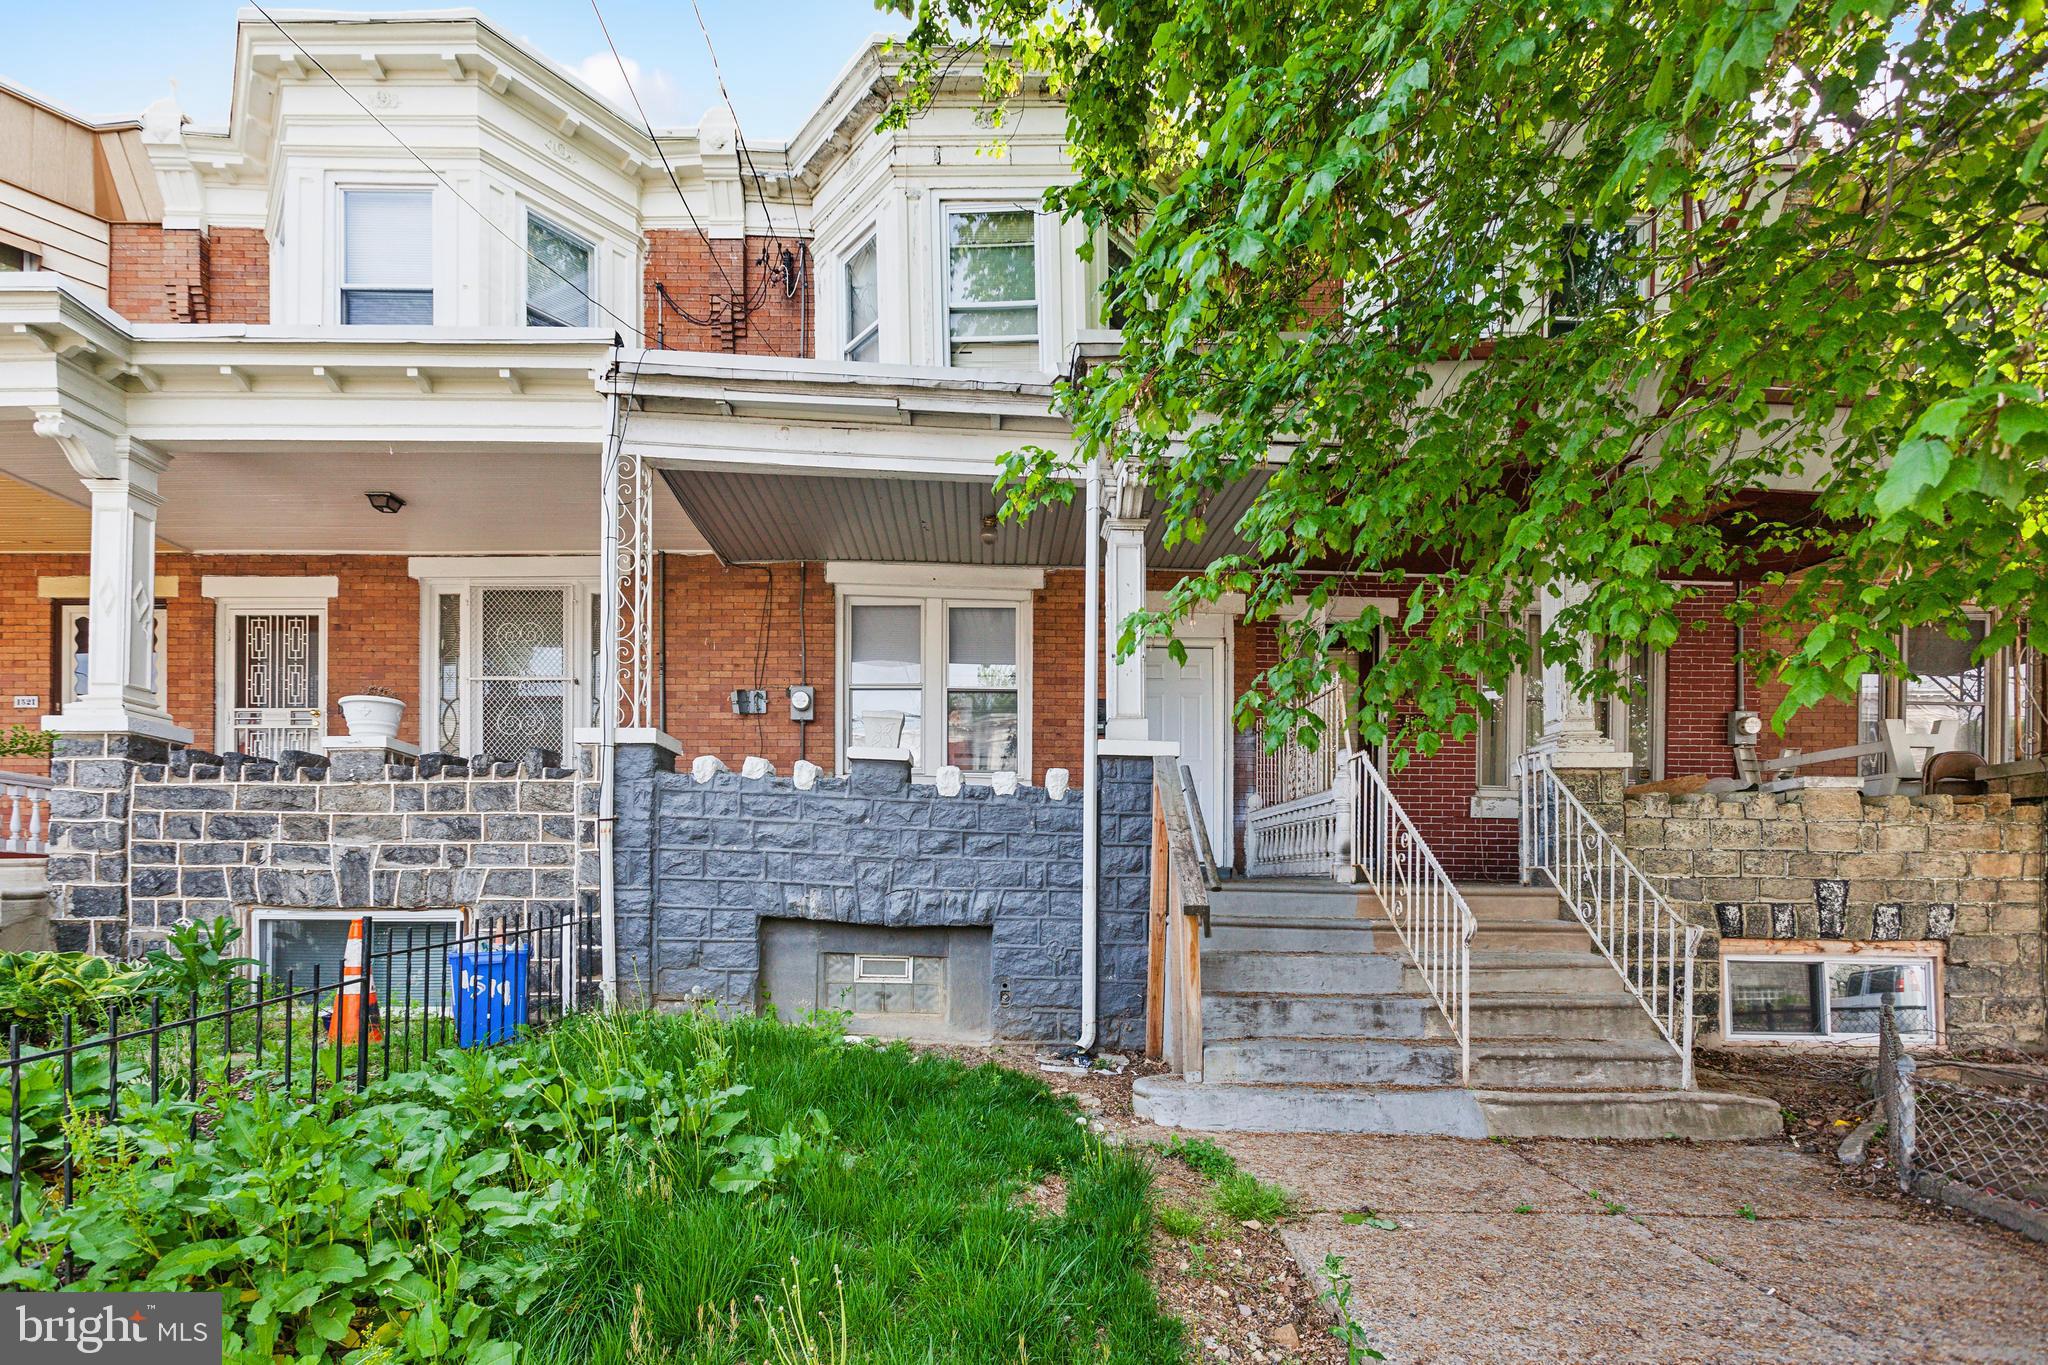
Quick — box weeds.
[1161,1134,1238,1179]
[1156,1204,1206,1239]
[1513,1204,1536,1215]
[1214,1172,1296,1223]
[1737,1204,1760,1221]
[1588,1188,1629,1216]
[1319,1253,1386,1362]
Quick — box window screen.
[256,915,461,1014]
[342,190,433,324]
[526,215,592,327]
[849,603,923,763]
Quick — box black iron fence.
[6,910,599,1230]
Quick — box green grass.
[510,1013,1184,1365]
[1213,1172,1296,1223]
[1155,1203,1207,1239]
[1160,1134,1238,1180]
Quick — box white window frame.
[840,227,880,362]
[201,577,339,757]
[828,564,1041,780]
[336,184,436,326]
[409,559,599,760]
[1719,947,1943,1046]
[935,198,1047,368]
[1859,610,2009,764]
[57,604,169,711]
[522,208,596,328]
[245,907,466,995]
[1473,614,1664,816]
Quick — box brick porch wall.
[0,554,420,757]
[204,227,270,324]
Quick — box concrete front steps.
[1132,878,1781,1140]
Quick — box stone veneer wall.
[610,748,1154,1050]
[1623,787,2046,1048]
[44,737,594,956]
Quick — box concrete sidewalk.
[1229,1134,2048,1363]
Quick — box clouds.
[570,51,688,127]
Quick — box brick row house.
[1,12,2041,1132]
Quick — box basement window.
[1722,952,1938,1043]
[250,909,463,1011]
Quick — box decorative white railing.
[1243,786,1347,878]
[1251,683,1349,806]
[2,773,53,856]
[1517,752,1699,1088]
[1345,751,1476,1082]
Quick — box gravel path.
[1233,1134,2048,1363]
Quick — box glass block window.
[844,235,879,361]
[1724,955,1937,1040]
[526,213,592,327]
[821,951,945,1017]
[341,189,433,324]
[848,603,923,765]
[945,606,1019,771]
[476,588,568,762]
[945,208,1037,365]
[254,912,462,1015]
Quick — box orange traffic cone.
[328,916,383,1045]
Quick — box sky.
[6,1,911,136]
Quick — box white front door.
[1146,642,1229,860]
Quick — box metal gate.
[229,611,323,756]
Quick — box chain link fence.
[1876,998,2048,1242]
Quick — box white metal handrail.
[2,772,53,856]
[1517,752,1699,1088]
[1346,751,1476,1082]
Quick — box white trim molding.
[407,555,602,580]
[824,562,1045,592]
[39,575,180,599]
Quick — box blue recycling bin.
[449,945,530,1047]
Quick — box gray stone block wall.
[612,747,1154,1050]
[43,733,174,956]
[1623,786,2046,1048]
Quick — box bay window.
[341,189,433,324]
[835,569,1036,777]
[944,206,1039,366]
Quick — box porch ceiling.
[659,468,1264,569]
[0,419,708,556]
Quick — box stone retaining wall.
[610,747,1153,1049]
[1623,787,2046,1047]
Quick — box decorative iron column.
[600,390,655,733]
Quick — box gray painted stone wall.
[611,747,1154,1050]
[43,736,595,956]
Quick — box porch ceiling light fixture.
[365,491,406,515]
[980,514,1000,546]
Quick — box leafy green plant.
[1161,1133,1237,1180]
[1214,1172,1295,1223]
[0,952,144,1041]
[1513,1204,1536,1215]
[1341,1208,1399,1230]
[1155,1203,1206,1239]
[0,724,52,759]
[1319,1254,1387,1363]
[1589,1189,1629,1216]
[1737,1204,1760,1222]
[136,917,260,1003]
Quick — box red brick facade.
[105,225,270,325]
[643,232,812,357]
[658,557,836,768]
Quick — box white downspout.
[595,382,621,1008]
[1076,456,1104,1053]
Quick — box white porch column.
[38,421,189,742]
[1102,463,1149,743]
[1535,579,1629,768]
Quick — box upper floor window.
[1547,223,1640,336]
[341,189,433,324]
[844,235,879,362]
[526,213,592,327]
[0,243,36,272]
[945,207,1038,366]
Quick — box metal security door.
[473,587,572,762]
[229,612,324,757]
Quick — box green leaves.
[897,0,2048,755]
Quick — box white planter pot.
[337,694,406,744]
